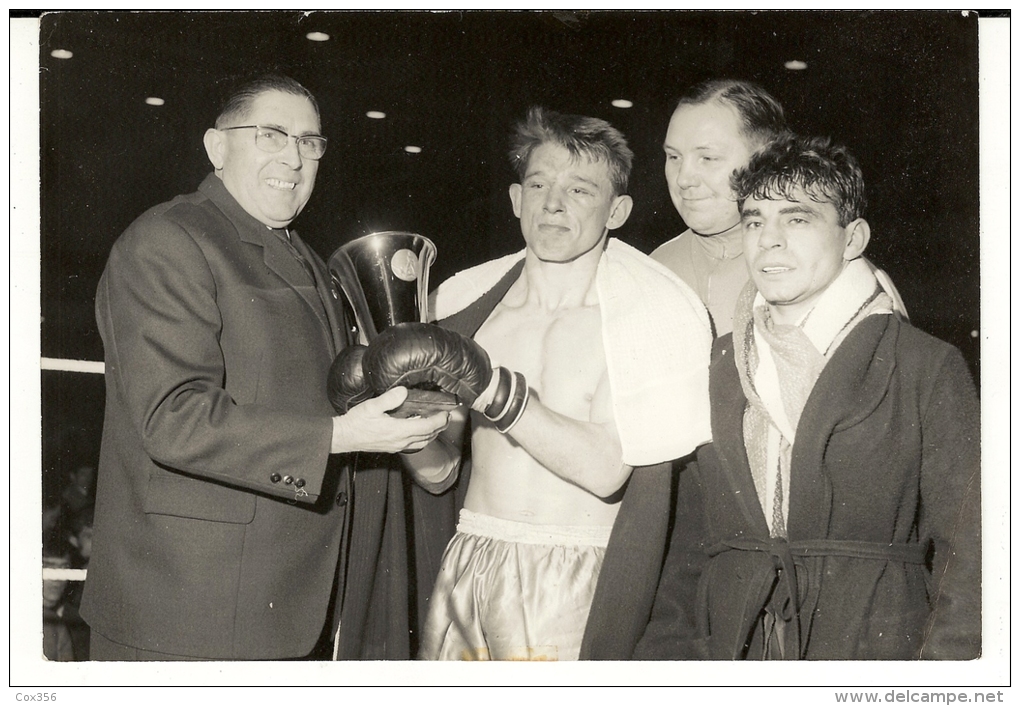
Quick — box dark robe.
[636,315,981,660]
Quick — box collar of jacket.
[197,173,343,357]
[710,313,900,542]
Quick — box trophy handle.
[416,238,437,323]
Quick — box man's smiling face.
[509,141,630,264]
[663,100,754,236]
[741,189,858,325]
[209,89,321,228]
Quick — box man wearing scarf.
[636,134,980,660]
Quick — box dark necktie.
[276,228,315,283]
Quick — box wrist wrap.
[483,367,529,434]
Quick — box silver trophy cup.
[328,232,454,417]
[328,231,437,342]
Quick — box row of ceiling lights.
[50,31,807,156]
[308,30,810,74]
[301,31,647,112]
[48,42,427,154]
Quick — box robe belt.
[706,538,927,659]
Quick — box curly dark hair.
[731,134,866,227]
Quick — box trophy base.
[389,388,460,418]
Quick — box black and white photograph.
[12,8,1009,696]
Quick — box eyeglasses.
[221,125,327,160]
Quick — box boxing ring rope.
[42,357,105,583]
[41,357,105,374]
[43,568,87,581]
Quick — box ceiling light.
[784,60,808,71]
[366,111,386,120]
[611,99,633,109]
[306,32,330,42]
[50,49,73,59]
[404,145,422,154]
[145,97,165,106]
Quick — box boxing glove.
[327,323,528,432]
[326,344,373,414]
[362,322,492,406]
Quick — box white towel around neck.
[431,239,713,466]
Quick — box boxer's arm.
[398,405,469,493]
[475,367,632,499]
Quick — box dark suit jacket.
[81,174,413,659]
[636,315,981,660]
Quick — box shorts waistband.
[457,509,612,548]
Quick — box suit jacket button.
[270,473,282,483]
[335,491,348,507]
[283,475,294,485]
[295,478,306,488]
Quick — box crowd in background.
[42,461,95,661]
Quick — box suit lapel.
[248,227,337,359]
[787,314,896,539]
[200,175,340,357]
[292,233,346,357]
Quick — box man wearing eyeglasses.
[81,74,449,661]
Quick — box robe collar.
[711,312,899,541]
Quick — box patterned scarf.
[733,260,893,538]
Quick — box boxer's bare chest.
[475,301,606,418]
[468,299,617,522]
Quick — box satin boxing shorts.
[419,509,611,661]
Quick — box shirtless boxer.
[396,107,712,660]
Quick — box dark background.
[37,10,980,483]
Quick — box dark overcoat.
[81,174,415,659]
[636,314,981,660]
